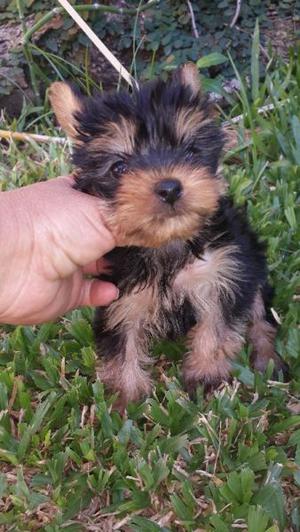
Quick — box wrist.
[0,189,32,322]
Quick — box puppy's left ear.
[48,81,82,140]
[173,63,201,96]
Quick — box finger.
[79,279,119,307]
[51,177,116,265]
[82,257,112,276]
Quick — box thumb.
[79,279,119,307]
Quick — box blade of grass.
[17,391,57,460]
[251,19,260,103]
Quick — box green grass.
[0,52,299,531]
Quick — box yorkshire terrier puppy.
[49,64,287,410]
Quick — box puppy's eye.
[111,160,128,178]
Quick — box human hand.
[0,176,118,325]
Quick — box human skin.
[0,176,118,325]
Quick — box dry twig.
[57,0,136,88]
[230,0,242,28]
[0,129,66,144]
[187,0,199,39]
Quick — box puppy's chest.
[106,243,239,335]
[106,243,191,334]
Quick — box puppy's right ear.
[48,82,82,140]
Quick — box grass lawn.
[0,51,299,531]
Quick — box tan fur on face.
[107,165,222,247]
[87,118,136,156]
[183,317,244,390]
[49,82,82,140]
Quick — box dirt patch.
[0,9,299,117]
[265,8,300,58]
[0,22,34,116]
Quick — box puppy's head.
[49,64,225,247]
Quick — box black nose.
[155,178,183,206]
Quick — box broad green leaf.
[197,52,228,69]
[240,468,255,503]
[209,515,230,531]
[292,115,300,148]
[284,206,297,229]
[292,504,300,532]
[270,416,300,435]
[201,76,223,94]
[158,433,188,454]
[0,383,8,410]
[253,484,286,530]
[248,505,270,532]
[116,491,151,513]
[0,473,8,498]
[130,516,166,531]
[17,392,56,460]
[170,493,193,521]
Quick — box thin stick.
[222,100,289,125]
[187,0,199,39]
[230,0,242,28]
[57,0,136,88]
[0,129,66,144]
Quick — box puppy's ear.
[48,82,82,140]
[173,63,201,97]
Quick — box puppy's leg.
[173,246,246,395]
[94,305,152,412]
[183,316,244,396]
[248,290,288,377]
